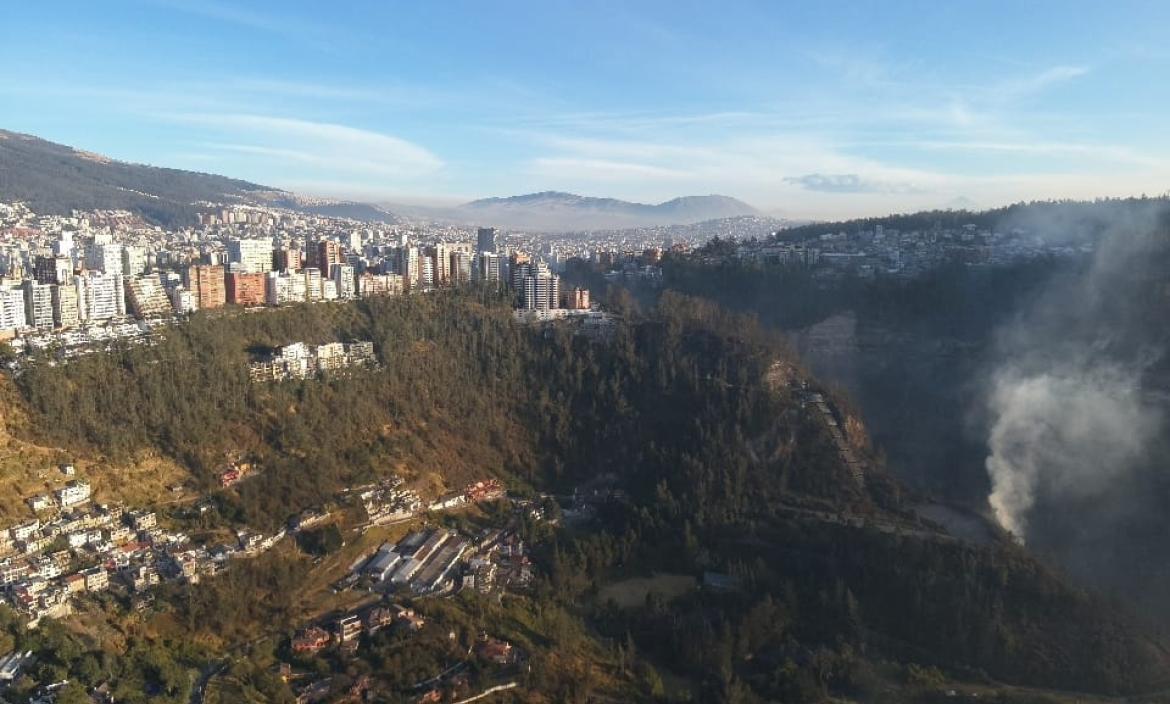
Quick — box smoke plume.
[986,364,1159,539]
[984,204,1169,543]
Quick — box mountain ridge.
[458,190,759,230]
[0,129,398,226]
[1,129,758,231]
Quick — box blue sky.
[3,0,1169,218]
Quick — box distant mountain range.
[0,129,758,230]
[399,191,760,231]
[0,129,397,227]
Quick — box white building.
[124,275,171,318]
[21,280,54,330]
[0,285,28,332]
[399,246,421,292]
[85,241,123,276]
[266,271,307,306]
[522,271,560,311]
[333,264,356,299]
[304,267,323,302]
[227,238,273,274]
[76,272,126,321]
[121,246,149,276]
[55,480,91,508]
[170,286,197,313]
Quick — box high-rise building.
[226,272,267,306]
[33,255,73,285]
[21,280,54,330]
[358,273,404,298]
[77,272,125,321]
[0,286,27,332]
[511,259,534,292]
[478,252,501,284]
[399,247,420,292]
[227,238,273,274]
[124,276,172,318]
[266,271,308,306]
[121,246,149,276]
[521,271,560,311]
[568,287,590,310]
[450,250,472,284]
[333,264,356,300]
[421,257,435,289]
[273,246,301,272]
[170,287,196,314]
[52,283,80,328]
[187,264,226,310]
[53,232,73,260]
[477,227,496,254]
[85,241,123,276]
[315,240,344,276]
[304,267,323,302]
[430,244,450,286]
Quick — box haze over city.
[5,1,1170,218]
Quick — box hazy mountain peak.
[460,191,758,230]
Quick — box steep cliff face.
[790,311,991,503]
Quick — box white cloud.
[993,65,1090,101]
[167,113,443,180]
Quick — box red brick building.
[226,272,267,306]
[188,264,226,310]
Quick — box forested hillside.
[7,291,1169,701]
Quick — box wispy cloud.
[993,64,1090,101]
[167,113,443,180]
[142,0,319,39]
[783,173,925,194]
[529,157,692,182]
[913,139,1167,169]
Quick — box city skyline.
[4,1,1170,218]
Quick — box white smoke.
[983,205,1168,542]
[985,363,1160,540]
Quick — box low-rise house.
[363,607,394,634]
[428,493,465,512]
[292,626,331,654]
[104,525,132,545]
[34,558,61,581]
[11,520,40,542]
[129,510,156,531]
[122,565,160,592]
[20,536,51,555]
[0,560,30,586]
[63,573,86,594]
[465,479,505,503]
[219,467,242,487]
[395,606,425,631]
[82,567,108,592]
[27,495,54,512]
[334,614,362,643]
[55,480,91,508]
